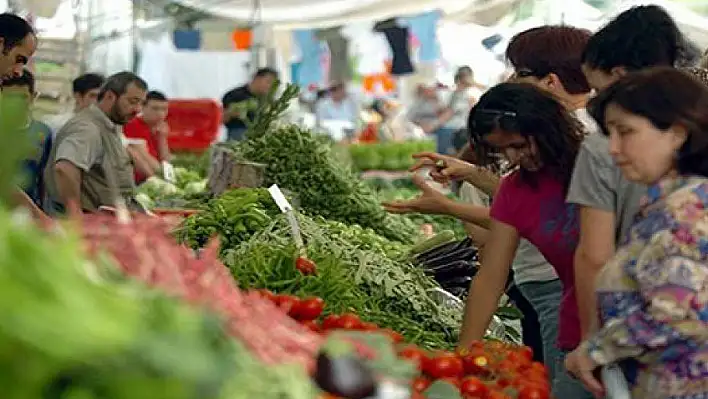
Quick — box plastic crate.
[166,99,222,152]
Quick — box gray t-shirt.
[458,182,558,285]
[567,109,646,243]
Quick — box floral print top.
[585,175,708,399]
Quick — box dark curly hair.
[582,5,700,72]
[467,83,584,191]
[588,67,708,177]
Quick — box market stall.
[0,82,548,399]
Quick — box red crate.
[166,99,222,152]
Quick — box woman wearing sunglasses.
[565,68,708,399]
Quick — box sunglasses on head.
[470,109,519,135]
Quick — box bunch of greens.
[233,122,420,243]
[223,213,461,349]
[0,210,315,399]
[176,188,279,250]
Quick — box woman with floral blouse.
[565,67,708,398]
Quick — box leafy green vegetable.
[233,123,419,243]
[223,213,461,349]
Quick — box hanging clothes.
[292,30,326,88]
[405,10,441,63]
[172,29,201,50]
[374,19,414,76]
[315,27,352,83]
[341,22,391,77]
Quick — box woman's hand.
[565,345,605,398]
[382,175,452,215]
[409,152,476,184]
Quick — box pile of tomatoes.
[253,289,550,399]
[401,340,550,399]
[251,289,404,342]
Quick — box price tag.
[162,161,176,183]
[267,184,293,213]
[268,185,305,254]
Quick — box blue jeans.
[435,127,458,155]
[516,280,564,386]
[517,280,594,398]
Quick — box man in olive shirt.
[45,72,148,214]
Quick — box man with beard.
[44,72,148,214]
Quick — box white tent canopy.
[173,0,521,29]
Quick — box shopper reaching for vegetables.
[408,151,501,197]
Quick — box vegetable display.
[230,89,419,244]
[257,290,550,399]
[0,210,315,399]
[222,212,460,349]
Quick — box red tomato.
[274,295,299,314]
[528,362,548,376]
[423,353,464,379]
[462,353,491,376]
[258,289,277,303]
[360,321,378,330]
[295,256,317,275]
[488,391,512,399]
[518,384,550,399]
[459,376,490,398]
[335,313,362,330]
[410,391,426,399]
[518,346,534,362]
[291,297,325,321]
[382,328,404,343]
[321,314,340,330]
[301,320,321,332]
[411,376,431,392]
[398,346,428,371]
[497,359,523,374]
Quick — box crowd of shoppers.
[384,5,708,399]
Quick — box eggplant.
[314,352,377,399]
[438,275,473,288]
[414,240,463,262]
[420,247,478,270]
[428,260,476,281]
[414,239,476,265]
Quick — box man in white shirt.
[315,82,358,126]
[45,73,104,136]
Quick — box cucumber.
[410,230,456,256]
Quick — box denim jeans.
[517,280,594,398]
[435,127,458,155]
[516,280,564,386]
